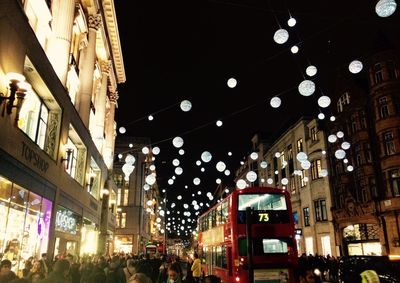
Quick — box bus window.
[221,201,228,224]
[238,193,287,211]
[238,237,292,256]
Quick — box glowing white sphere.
[296,152,308,161]
[118,153,123,159]
[129,143,133,148]
[177,195,182,200]
[149,165,156,171]
[168,179,174,185]
[224,170,230,176]
[306,65,318,77]
[270,96,281,108]
[320,169,328,177]
[179,149,185,155]
[267,178,273,185]
[281,178,289,185]
[119,127,126,134]
[375,0,397,17]
[144,184,151,191]
[260,161,268,168]
[275,170,279,175]
[250,152,259,160]
[273,29,289,44]
[122,164,135,175]
[275,152,281,158]
[227,78,237,88]
[172,159,180,166]
[148,115,154,121]
[349,60,363,74]
[196,160,201,166]
[147,200,153,206]
[201,167,205,172]
[201,151,212,163]
[298,80,315,96]
[228,151,232,156]
[301,160,311,170]
[172,136,184,148]
[236,179,247,189]
[142,146,150,154]
[180,100,192,112]
[175,167,183,175]
[193,177,201,185]
[336,131,344,138]
[125,154,136,165]
[318,113,325,120]
[146,174,156,185]
[322,150,326,155]
[335,149,346,159]
[287,17,297,27]
[216,161,226,172]
[347,165,354,172]
[341,142,351,150]
[330,116,336,121]
[149,147,159,157]
[216,178,221,184]
[304,177,309,182]
[328,134,338,143]
[318,96,331,108]
[291,45,299,54]
[216,120,223,127]
[246,171,257,182]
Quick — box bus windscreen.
[238,193,287,211]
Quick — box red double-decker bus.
[196,186,298,283]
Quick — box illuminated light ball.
[228,151,232,156]
[184,185,188,189]
[149,165,156,171]
[274,170,279,175]
[336,131,344,138]
[349,60,363,74]
[119,127,126,134]
[196,160,201,166]
[177,195,182,200]
[172,176,176,180]
[267,178,273,185]
[320,169,328,177]
[143,184,150,191]
[152,147,160,155]
[197,191,202,195]
[216,178,221,184]
[306,65,318,77]
[201,151,212,163]
[146,174,156,185]
[171,203,176,208]
[281,178,289,185]
[180,100,192,112]
[179,149,185,155]
[200,167,205,172]
[273,28,289,44]
[148,115,154,121]
[261,178,265,183]
[172,136,184,148]
[275,152,281,158]
[142,146,150,154]
[343,158,349,164]
[335,149,346,159]
[347,165,354,172]
[227,78,237,88]
[250,152,259,160]
[341,141,351,150]
[318,113,325,120]
[328,134,337,143]
[330,116,336,122]
[172,159,180,166]
[318,96,331,108]
[303,177,309,182]
[270,96,281,108]
[122,164,134,176]
[216,120,223,127]
[236,179,247,189]
[246,171,257,182]
[375,0,397,17]
[260,161,268,168]
[322,150,326,155]
[168,179,174,185]
[175,167,183,175]
[184,203,189,209]
[290,45,299,54]
[118,153,123,159]
[224,170,230,176]
[298,80,315,96]
[193,177,201,185]
[147,200,153,206]
[301,160,311,170]
[216,161,226,172]
[225,189,230,193]
[125,154,135,164]
[296,152,308,161]
[287,17,297,27]
[240,161,244,165]
[129,143,133,148]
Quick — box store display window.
[80,218,98,255]
[0,175,52,274]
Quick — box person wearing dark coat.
[38,259,70,283]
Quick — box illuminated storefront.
[0,175,52,273]
[114,235,133,253]
[54,206,82,257]
[343,224,382,255]
[80,218,99,255]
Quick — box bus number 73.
[258,213,269,222]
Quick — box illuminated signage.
[295,229,302,236]
[21,141,49,173]
[55,206,80,235]
[238,210,290,224]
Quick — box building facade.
[0,0,124,273]
[326,49,400,256]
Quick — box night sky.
[113,0,400,235]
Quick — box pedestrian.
[190,253,201,283]
[166,263,183,283]
[0,259,18,283]
[128,273,152,283]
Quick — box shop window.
[123,189,129,206]
[374,63,383,84]
[390,170,400,197]
[311,159,322,180]
[80,219,98,255]
[314,199,328,221]
[337,92,350,113]
[303,207,310,226]
[379,97,389,119]
[383,132,396,155]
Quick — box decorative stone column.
[47,0,75,86]
[104,91,118,169]
[94,61,111,151]
[77,14,101,128]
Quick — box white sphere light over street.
[318,113,325,120]
[180,100,192,112]
[125,154,135,165]
[320,169,328,177]
[172,159,180,166]
[175,167,183,175]
[119,127,126,134]
[375,0,397,17]
[290,45,299,54]
[287,17,297,27]
[168,179,174,185]
[227,78,237,88]
[172,136,184,148]
[216,161,226,172]
[260,161,268,168]
[201,151,212,163]
[275,152,281,158]
[250,152,258,160]
[193,177,201,185]
[335,149,346,159]
[179,149,185,155]
[270,97,281,108]
[224,170,230,176]
[318,96,331,108]
[336,131,344,138]
[349,60,363,74]
[246,171,257,182]
[341,142,351,150]
[216,120,223,127]
[146,175,156,185]
[273,29,289,44]
[301,160,311,170]
[236,179,247,189]
[118,153,123,159]
[281,178,289,185]
[328,134,338,143]
[216,178,221,184]
[306,66,318,77]
[148,115,153,121]
[347,165,354,172]
[330,116,336,121]
[298,80,315,96]
[296,152,308,161]
[267,178,273,185]
[152,147,160,155]
[142,146,149,154]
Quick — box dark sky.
[113,0,399,235]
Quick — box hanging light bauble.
[260,161,268,168]
[180,100,192,112]
[172,136,184,148]
[287,17,297,27]
[246,171,257,182]
[119,127,126,134]
[375,0,397,17]
[273,29,289,44]
[298,80,315,96]
[201,151,212,163]
[227,78,237,88]
[318,113,325,120]
[236,179,247,189]
[306,65,318,77]
[291,45,299,54]
[349,60,363,74]
[318,96,331,108]
[270,96,281,108]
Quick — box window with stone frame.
[379,96,389,119]
[314,199,328,221]
[363,143,372,163]
[383,131,396,155]
[311,159,322,180]
[337,92,350,113]
[389,169,400,197]
[374,63,383,84]
[303,207,310,226]
[310,127,318,141]
[359,111,367,129]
